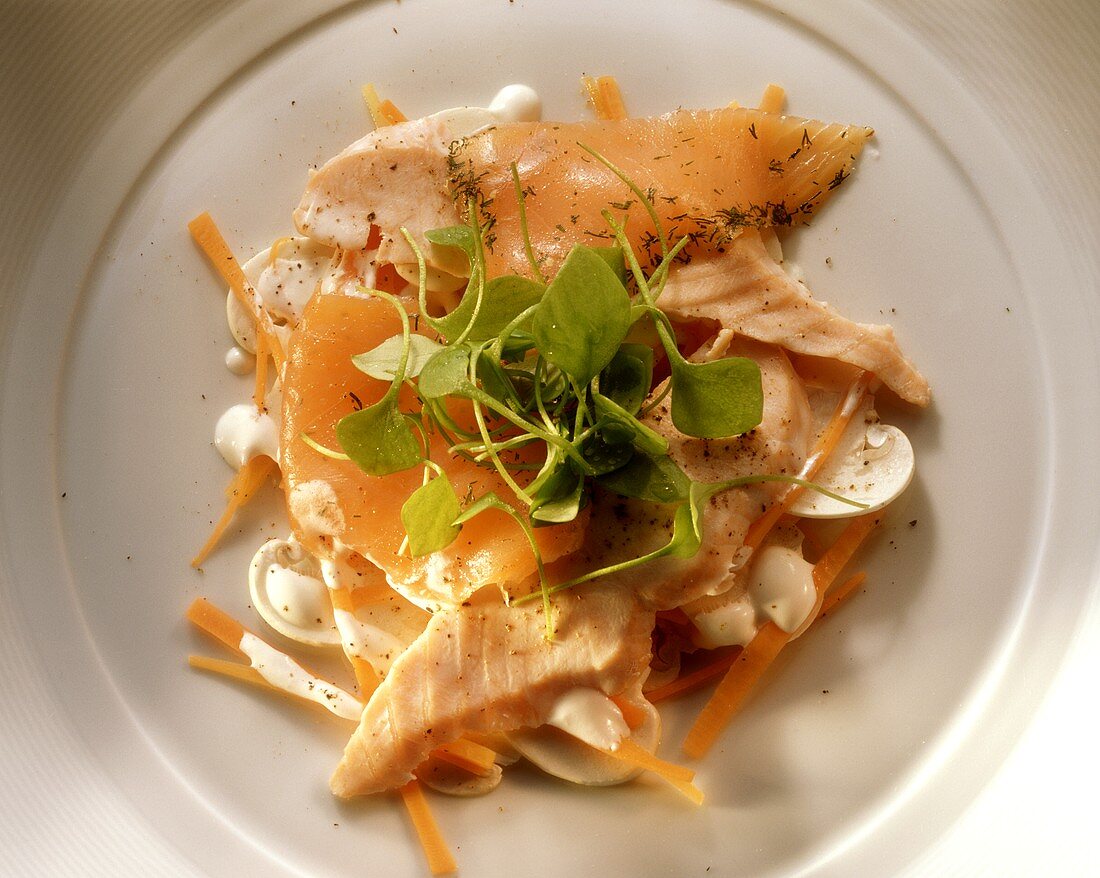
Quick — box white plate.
[2,1,1099,875]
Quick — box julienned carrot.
[817,571,867,619]
[189,654,266,686]
[190,455,278,568]
[682,513,881,759]
[743,370,873,550]
[582,74,628,120]
[432,739,498,777]
[187,598,363,716]
[398,780,458,875]
[812,514,880,593]
[268,235,292,268]
[681,623,789,759]
[186,598,247,654]
[609,694,648,730]
[325,583,383,697]
[361,84,406,128]
[379,99,407,125]
[646,648,741,703]
[602,739,703,805]
[252,330,269,410]
[187,212,285,373]
[758,83,786,113]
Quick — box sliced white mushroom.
[506,689,661,786]
[227,236,333,353]
[791,404,915,519]
[417,758,503,797]
[248,537,340,647]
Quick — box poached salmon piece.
[330,586,654,797]
[549,336,813,611]
[658,230,931,406]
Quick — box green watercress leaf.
[400,474,462,557]
[591,245,627,283]
[670,356,764,438]
[352,334,445,382]
[532,245,632,386]
[424,225,477,269]
[530,458,584,525]
[418,345,475,399]
[596,452,691,504]
[580,431,635,475]
[600,343,654,415]
[463,276,545,342]
[335,401,422,476]
[592,392,668,456]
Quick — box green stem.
[511,163,547,284]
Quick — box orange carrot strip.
[603,739,703,804]
[190,455,277,568]
[325,584,383,697]
[398,781,458,876]
[362,84,405,129]
[188,654,265,685]
[646,648,741,703]
[432,739,498,777]
[743,370,873,550]
[252,330,269,410]
[268,235,292,268]
[187,212,285,372]
[187,598,362,713]
[361,83,387,128]
[817,571,867,619]
[186,598,248,654]
[812,513,880,594]
[610,694,648,730]
[682,513,881,758]
[582,74,628,120]
[758,83,786,113]
[379,99,407,125]
[682,623,790,759]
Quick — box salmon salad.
[186,77,929,874]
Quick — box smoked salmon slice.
[295,107,872,277]
[280,290,586,610]
[455,107,873,276]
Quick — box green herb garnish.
[311,150,865,638]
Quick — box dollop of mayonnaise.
[238,632,361,721]
[692,545,818,648]
[546,688,629,752]
[224,345,255,375]
[214,403,278,469]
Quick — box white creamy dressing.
[227,237,333,353]
[321,551,415,673]
[248,538,339,646]
[545,688,629,752]
[238,632,362,721]
[224,345,254,375]
[692,545,818,649]
[214,403,279,469]
[331,608,407,674]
